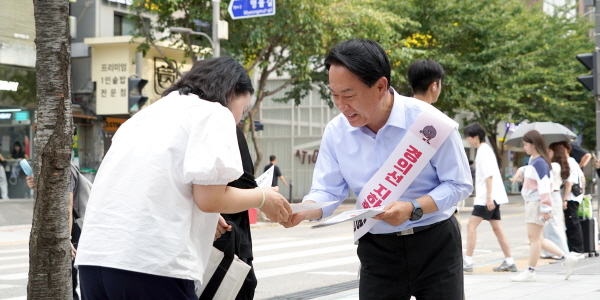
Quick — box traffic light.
[254,120,264,131]
[128,77,148,112]
[576,51,600,95]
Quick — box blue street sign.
[228,0,275,20]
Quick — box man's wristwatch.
[409,199,423,221]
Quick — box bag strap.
[199,221,240,300]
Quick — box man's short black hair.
[464,123,486,143]
[324,39,391,88]
[407,60,445,95]
[269,155,276,162]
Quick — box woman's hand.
[540,212,552,223]
[70,242,77,260]
[512,169,524,185]
[259,187,292,223]
[214,215,232,241]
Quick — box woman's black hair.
[324,39,391,88]
[162,57,254,107]
[12,141,24,158]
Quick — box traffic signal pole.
[595,0,600,223]
[212,0,220,58]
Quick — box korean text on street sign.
[228,0,275,20]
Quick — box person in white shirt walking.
[463,123,516,272]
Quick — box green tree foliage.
[224,0,416,170]
[129,0,595,167]
[390,0,594,163]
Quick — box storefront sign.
[154,58,178,95]
[0,65,36,107]
[90,45,131,115]
[0,80,19,92]
[104,117,127,132]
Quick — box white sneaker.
[510,269,536,282]
[563,254,579,280]
[570,252,586,259]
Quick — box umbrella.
[503,122,576,148]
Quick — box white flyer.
[312,208,385,229]
[292,201,337,214]
[255,165,274,188]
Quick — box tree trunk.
[487,131,503,170]
[248,112,263,176]
[28,1,74,299]
[249,65,271,175]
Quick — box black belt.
[380,218,448,236]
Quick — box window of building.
[113,14,134,36]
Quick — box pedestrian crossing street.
[0,225,361,300]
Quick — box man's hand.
[260,187,293,223]
[280,213,305,228]
[26,176,34,189]
[372,201,413,227]
[214,215,232,241]
[563,200,568,210]
[279,201,323,228]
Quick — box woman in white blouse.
[75,57,292,300]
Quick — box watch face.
[412,208,423,221]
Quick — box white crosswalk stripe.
[0,255,28,262]
[252,236,352,251]
[253,244,357,263]
[0,250,27,255]
[0,263,28,271]
[255,256,359,279]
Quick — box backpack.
[71,163,92,229]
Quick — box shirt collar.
[347,87,407,133]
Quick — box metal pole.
[135,52,143,77]
[212,0,220,58]
[595,0,600,225]
[289,181,293,203]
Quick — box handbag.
[196,224,251,300]
[571,171,583,197]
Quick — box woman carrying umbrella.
[510,130,579,282]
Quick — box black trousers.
[564,200,584,253]
[79,266,196,300]
[357,216,463,300]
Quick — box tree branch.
[262,77,296,98]
[135,8,183,77]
